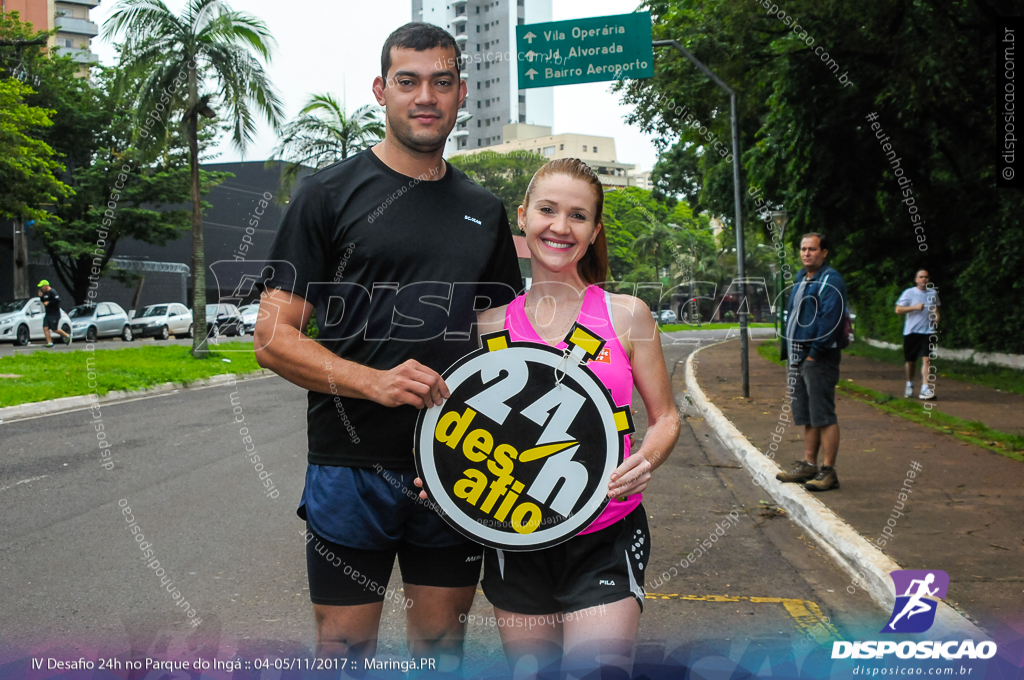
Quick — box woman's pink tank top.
[504,284,639,535]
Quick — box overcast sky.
[89,0,663,172]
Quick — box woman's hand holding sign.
[372,359,450,409]
[608,453,652,499]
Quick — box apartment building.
[412,0,554,155]
[451,123,652,189]
[2,0,101,68]
[53,0,100,66]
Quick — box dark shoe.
[805,466,840,491]
[776,460,819,483]
[63,333,72,345]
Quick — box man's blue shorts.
[298,465,467,549]
[298,465,483,605]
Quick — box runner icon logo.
[882,569,949,634]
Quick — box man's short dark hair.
[801,232,829,252]
[381,23,462,81]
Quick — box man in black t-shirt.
[255,23,522,666]
[38,280,71,346]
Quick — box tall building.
[412,0,554,155]
[2,0,101,69]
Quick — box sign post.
[514,15,750,396]
[649,38,748,397]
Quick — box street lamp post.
[652,39,748,397]
[770,210,790,340]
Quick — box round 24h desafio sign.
[415,324,635,551]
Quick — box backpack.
[818,273,853,349]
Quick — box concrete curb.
[683,343,988,641]
[0,369,276,424]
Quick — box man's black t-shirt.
[260,148,523,469]
[41,289,60,316]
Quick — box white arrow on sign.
[525,50,537,61]
[525,68,538,80]
[523,31,537,43]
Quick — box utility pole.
[653,39,749,396]
[12,220,29,298]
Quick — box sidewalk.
[840,352,1024,436]
[692,340,1024,640]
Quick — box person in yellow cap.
[37,280,71,347]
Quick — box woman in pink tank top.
[475,159,681,676]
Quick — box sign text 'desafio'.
[415,325,635,550]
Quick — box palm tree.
[103,0,284,357]
[632,221,678,283]
[270,94,384,196]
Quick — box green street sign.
[516,12,654,89]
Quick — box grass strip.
[755,341,1024,462]
[844,339,1024,395]
[0,342,261,408]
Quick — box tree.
[270,94,384,197]
[0,78,70,225]
[633,221,677,283]
[601,187,664,280]
[18,44,232,304]
[603,185,713,289]
[38,147,231,305]
[103,0,283,357]
[619,0,1024,352]
[449,151,548,231]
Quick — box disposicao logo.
[882,569,948,634]
[831,569,998,661]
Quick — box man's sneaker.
[919,385,936,400]
[805,466,840,491]
[776,460,819,483]
[63,333,72,345]
[904,383,914,398]
[45,342,54,348]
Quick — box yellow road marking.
[645,593,842,643]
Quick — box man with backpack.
[776,233,847,492]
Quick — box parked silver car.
[238,303,260,335]
[69,302,134,342]
[0,297,73,346]
[130,303,194,340]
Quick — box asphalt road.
[0,333,884,676]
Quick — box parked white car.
[129,303,193,340]
[0,297,73,346]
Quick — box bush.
[305,308,319,339]
[850,281,904,345]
